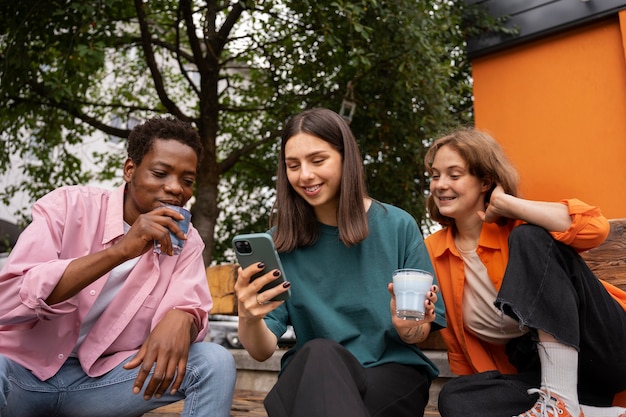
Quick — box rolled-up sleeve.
[550,199,610,252]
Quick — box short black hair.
[127,117,203,166]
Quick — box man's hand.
[123,308,197,400]
[120,206,187,258]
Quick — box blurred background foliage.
[0,0,510,264]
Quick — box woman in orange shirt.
[424,128,626,417]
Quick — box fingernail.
[257,262,265,268]
[273,270,281,277]
[282,281,291,288]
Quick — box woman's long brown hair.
[270,108,369,252]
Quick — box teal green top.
[265,202,446,381]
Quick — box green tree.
[0,0,502,264]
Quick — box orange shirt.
[425,199,626,379]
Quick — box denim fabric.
[0,342,236,417]
[438,224,626,417]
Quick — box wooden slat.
[207,264,238,315]
[580,218,626,291]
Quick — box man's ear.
[123,158,135,182]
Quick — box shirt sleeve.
[264,302,289,340]
[550,199,610,252]
[0,190,80,327]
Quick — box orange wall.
[471,13,626,219]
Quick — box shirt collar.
[102,183,127,245]
[430,221,505,259]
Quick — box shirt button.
[90,290,96,296]
[57,354,64,360]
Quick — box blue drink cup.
[153,205,192,255]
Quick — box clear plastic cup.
[392,268,433,320]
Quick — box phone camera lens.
[235,240,252,254]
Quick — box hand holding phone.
[232,233,290,302]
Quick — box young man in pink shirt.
[0,117,236,417]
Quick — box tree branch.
[133,0,188,121]
[19,82,149,139]
[175,5,200,97]
[219,128,281,174]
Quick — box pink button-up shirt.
[0,184,212,380]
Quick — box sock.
[538,341,580,416]
[580,405,626,417]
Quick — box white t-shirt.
[458,246,528,345]
[72,223,140,354]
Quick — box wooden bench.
[207,263,239,316]
[190,218,626,416]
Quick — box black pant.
[264,339,430,417]
[439,224,626,417]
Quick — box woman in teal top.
[235,108,446,417]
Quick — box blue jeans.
[0,342,236,417]
[438,224,626,417]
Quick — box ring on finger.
[256,293,264,305]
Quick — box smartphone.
[232,233,290,301]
